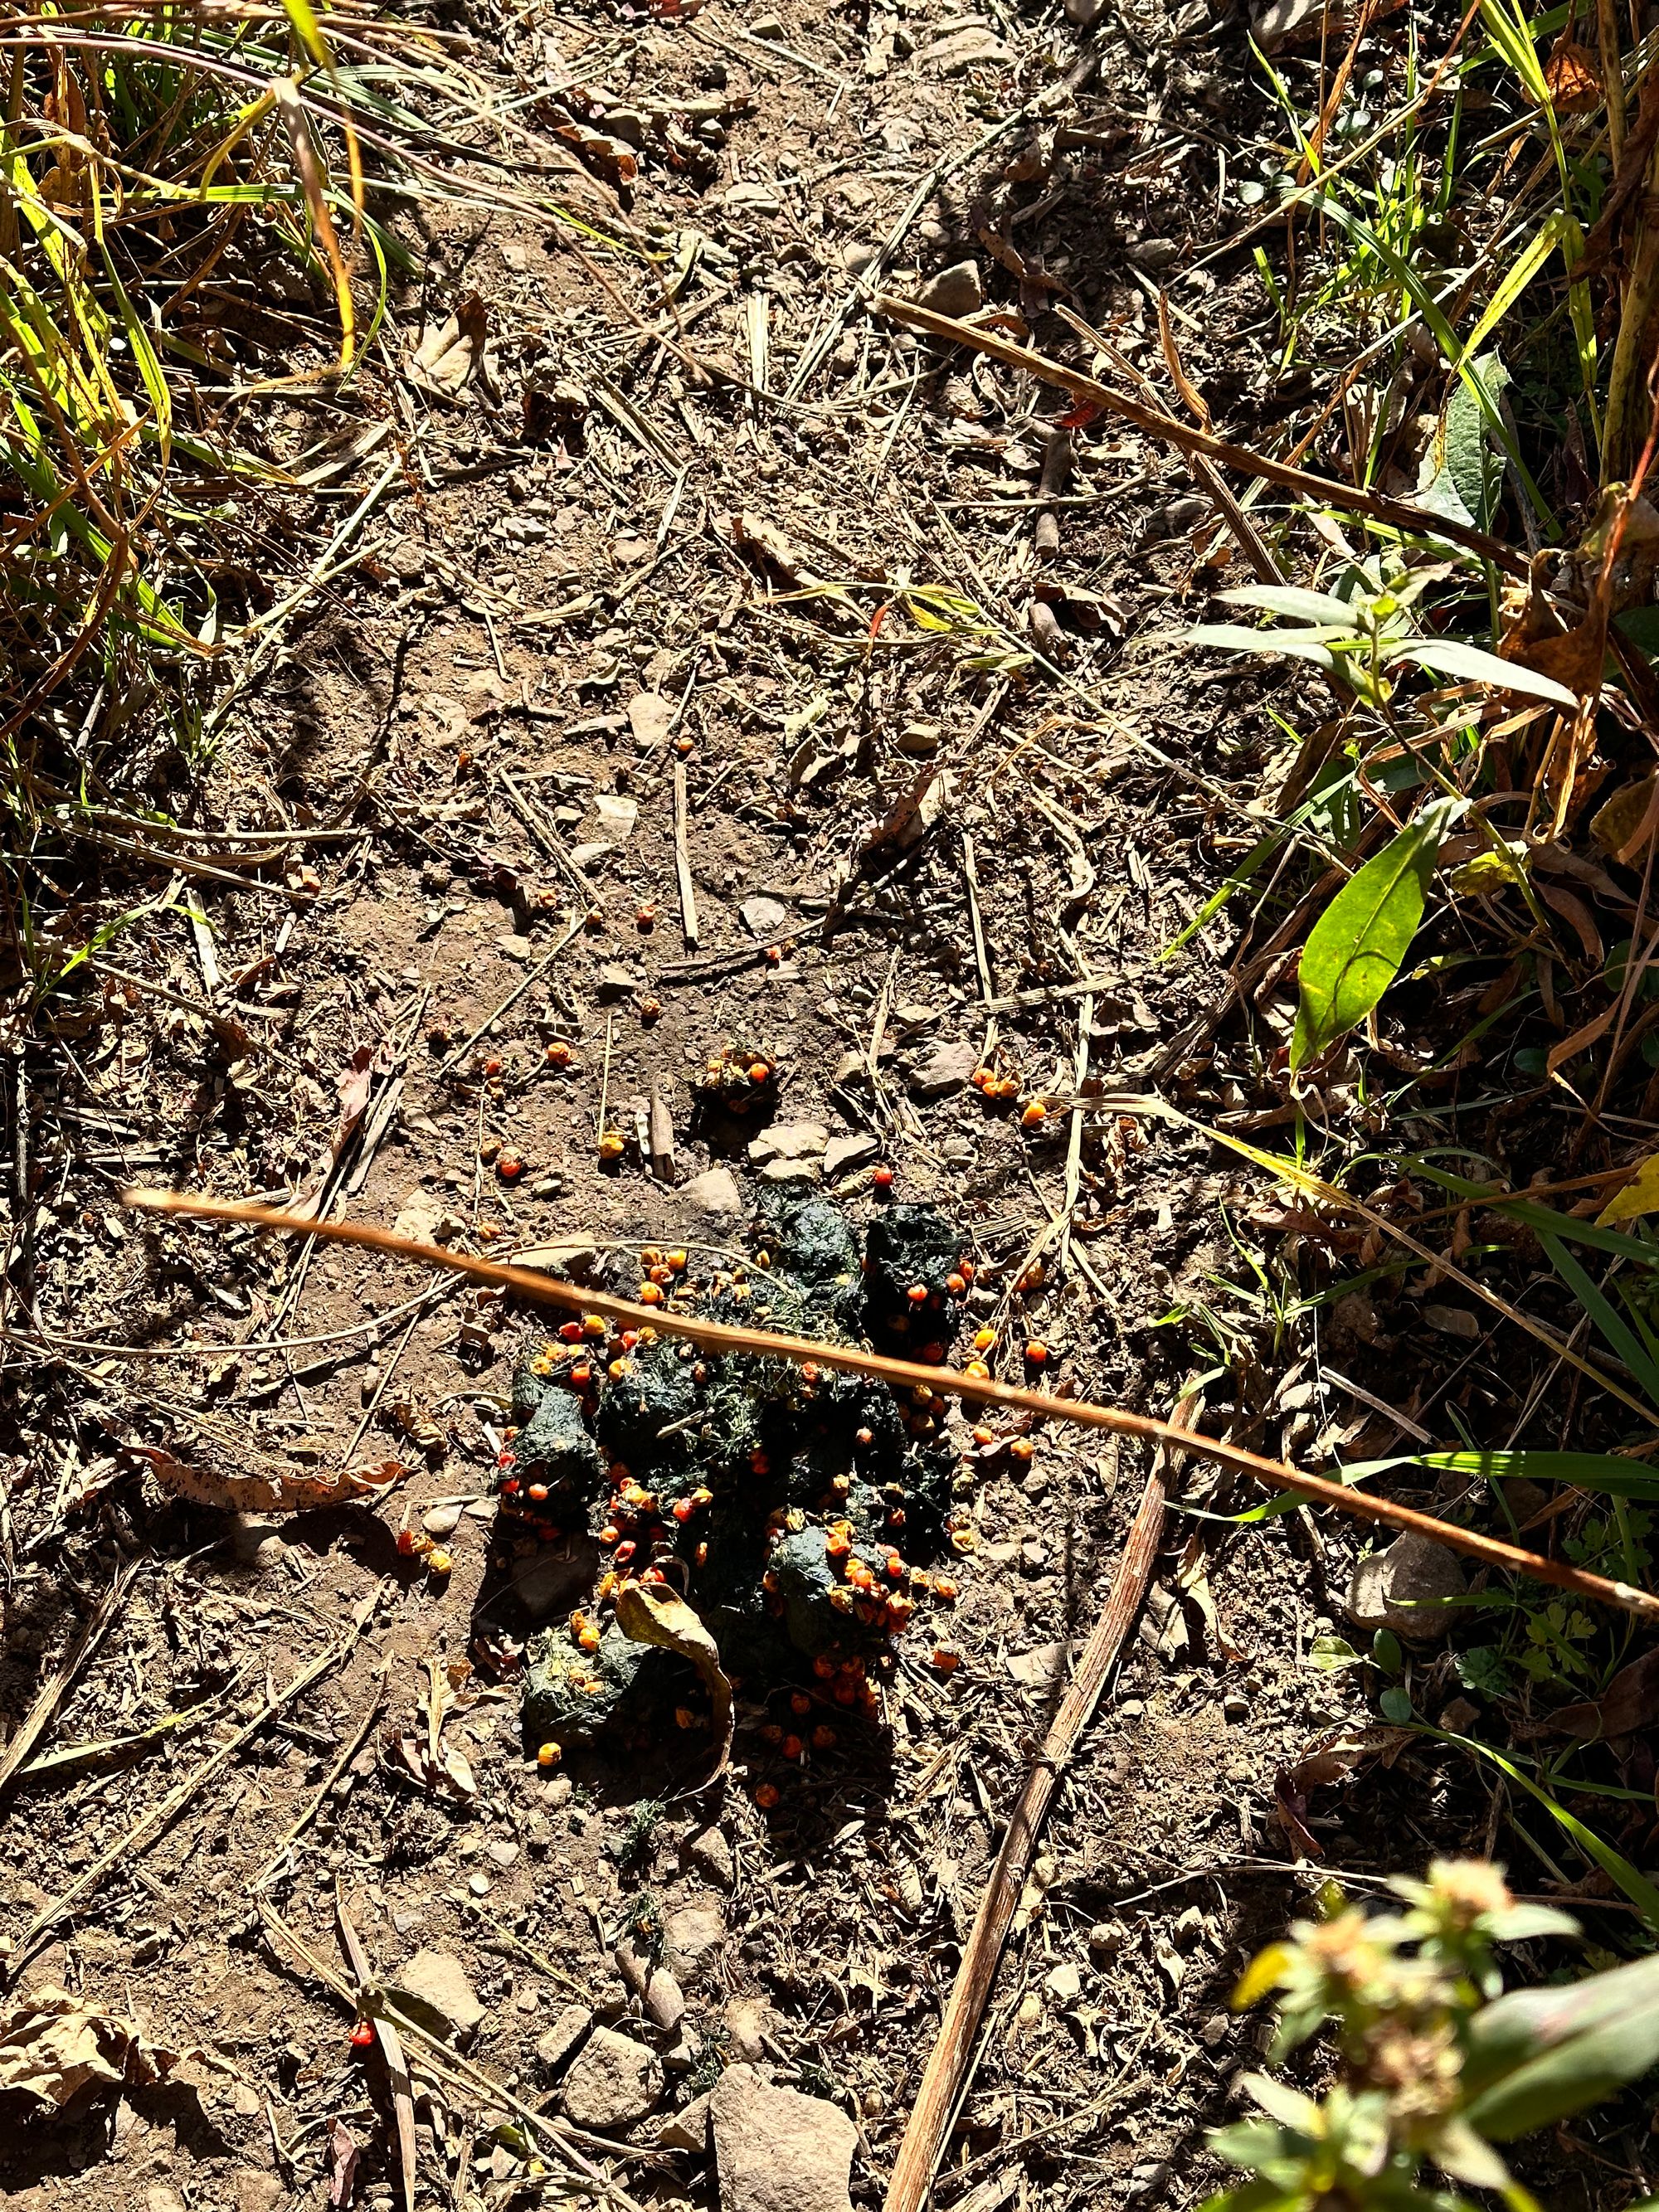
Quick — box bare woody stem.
[120,1187,1659,1623]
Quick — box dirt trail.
[0,4,1462,2208]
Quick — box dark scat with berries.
[500,1195,975,1755]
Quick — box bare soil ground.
[0,4,1498,2210]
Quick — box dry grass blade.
[884,1449,1170,2212]
[0,1552,143,1801]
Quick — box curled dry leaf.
[127,1441,408,1514]
[613,1578,733,1777]
[0,1985,224,2108]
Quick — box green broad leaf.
[1372,1628,1404,1675]
[1462,1950,1659,2139]
[1188,623,1341,672]
[1418,355,1511,532]
[1291,810,1450,1070]
[1388,638,1579,708]
[1379,1685,1414,1723]
[1307,1633,1365,1670]
[1221,583,1365,628]
[1455,1644,1514,1697]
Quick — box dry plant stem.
[1598,0,1627,170]
[9,1582,384,1976]
[119,1190,1659,1621]
[884,1458,1168,2212]
[1601,128,1659,481]
[872,297,1530,576]
[0,1553,142,1800]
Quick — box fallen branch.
[122,1189,1659,1621]
[870,295,1531,579]
[884,1434,1171,2212]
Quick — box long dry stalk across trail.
[123,1188,1659,1621]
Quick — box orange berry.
[673,1497,694,1523]
[1009,1436,1035,1461]
[811,1724,837,1751]
[638,1281,664,1305]
[935,1576,959,1602]
[1025,1341,1048,1365]
[1021,1101,1048,1129]
[538,1741,562,1767]
[907,1283,929,1305]
[965,1360,990,1379]
[755,1782,781,1810]
[973,1328,995,1352]
[873,1166,894,1191]
[791,1691,811,1717]
[635,903,657,929]
[932,1646,961,1674]
[748,1061,771,1083]
[946,1272,966,1296]
[781,1734,803,1761]
[497,1151,523,1181]
[639,997,661,1021]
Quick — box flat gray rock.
[391,1948,484,2043]
[710,2066,858,2212]
[682,1166,742,1221]
[823,1131,878,1181]
[913,260,983,318]
[562,2025,663,2133]
[905,1038,978,1100]
[536,2003,594,2076]
[1346,1532,1466,1641]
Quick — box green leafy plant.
[1210,1859,1659,2212]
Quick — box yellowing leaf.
[614,1581,732,1776]
[1598,1154,1659,1226]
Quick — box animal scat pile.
[496,1198,977,1756]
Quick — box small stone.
[645,1966,687,2035]
[148,2188,187,2212]
[392,1949,484,2043]
[571,841,611,869]
[912,260,982,318]
[628,694,672,756]
[1222,1690,1250,1723]
[1423,1303,1481,1340]
[537,2003,594,2076]
[918,25,1010,74]
[423,1502,464,1538]
[468,1873,491,1896]
[687,1825,734,1889]
[1126,237,1180,272]
[597,965,637,1000]
[905,1038,979,1101]
[1087,1921,1122,1955]
[545,1773,573,1808]
[1345,1532,1467,1642]
[682,1167,742,1222]
[562,2025,664,2133]
[231,1515,281,1567]
[1438,1695,1481,1733]
[741,895,790,936]
[232,2176,284,2212]
[665,1900,727,1976]
[486,1839,520,1869]
[710,2067,858,2212]
[1044,1962,1082,2005]
[1199,2011,1232,2048]
[823,1131,879,1181]
[726,182,781,214]
[722,1996,771,2063]
[1007,1641,1068,1688]
[659,2088,714,2151]
[595,792,640,839]
[748,1122,828,1184]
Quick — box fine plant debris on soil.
[15,0,1659,2207]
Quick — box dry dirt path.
[0,4,1457,2209]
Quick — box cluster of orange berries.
[694,1044,779,1111]
[394,1524,453,1576]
